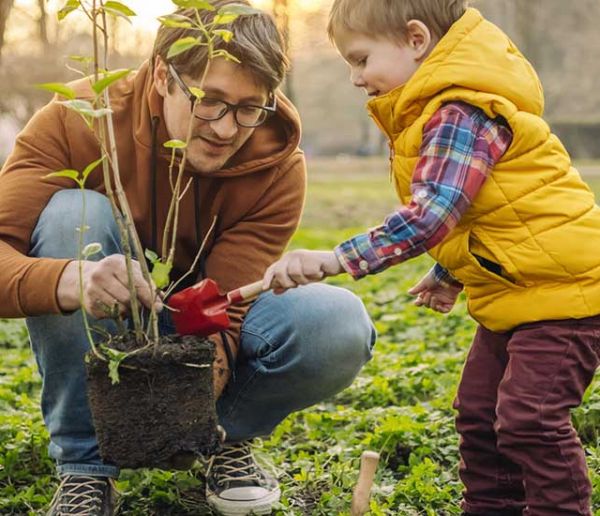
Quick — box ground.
[1,158,600,515]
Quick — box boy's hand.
[263,250,343,292]
[408,269,462,314]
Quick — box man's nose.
[209,110,238,140]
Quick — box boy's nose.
[351,69,366,88]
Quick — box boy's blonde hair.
[328,0,468,43]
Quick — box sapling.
[39,0,257,382]
[44,157,108,354]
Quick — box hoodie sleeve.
[0,101,83,317]
[203,151,306,395]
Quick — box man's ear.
[154,56,169,97]
[406,20,433,61]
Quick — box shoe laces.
[49,475,108,515]
[207,442,261,486]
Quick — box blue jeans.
[26,190,376,478]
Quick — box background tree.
[0,0,15,63]
[273,0,293,101]
[36,0,48,47]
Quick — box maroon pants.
[454,316,600,516]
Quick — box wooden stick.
[351,451,380,516]
[227,280,265,304]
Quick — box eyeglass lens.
[194,98,268,127]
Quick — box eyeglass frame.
[167,63,277,128]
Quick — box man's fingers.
[106,256,162,312]
[87,289,126,319]
[105,282,131,307]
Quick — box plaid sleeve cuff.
[334,231,404,279]
[334,239,370,279]
[432,263,462,287]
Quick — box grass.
[1,157,600,514]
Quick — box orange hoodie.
[0,61,306,382]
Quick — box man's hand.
[57,254,162,319]
[408,269,463,314]
[262,250,344,293]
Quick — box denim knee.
[29,189,121,259]
[241,283,376,394]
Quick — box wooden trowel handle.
[351,451,380,516]
[227,280,265,305]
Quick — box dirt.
[86,333,220,469]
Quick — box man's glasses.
[168,64,277,128]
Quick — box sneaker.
[46,475,116,516]
[206,441,280,515]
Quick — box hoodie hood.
[367,8,544,136]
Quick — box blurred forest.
[0,0,599,160]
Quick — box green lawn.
[2,158,600,514]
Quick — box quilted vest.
[367,8,600,331]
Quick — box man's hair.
[152,0,288,93]
[327,0,468,43]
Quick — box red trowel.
[169,279,265,336]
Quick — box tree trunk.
[37,0,48,46]
[273,0,294,102]
[0,0,15,63]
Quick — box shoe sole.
[207,487,281,516]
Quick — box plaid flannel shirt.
[335,101,513,280]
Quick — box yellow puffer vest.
[367,8,600,332]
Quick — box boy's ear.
[406,20,434,61]
[154,56,169,97]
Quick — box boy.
[262,1,600,514]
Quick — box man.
[0,2,375,515]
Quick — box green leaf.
[35,82,76,100]
[158,14,194,29]
[212,13,239,25]
[188,87,205,100]
[58,0,80,21]
[107,358,121,384]
[103,1,136,16]
[144,249,159,263]
[167,37,201,60]
[211,49,240,63]
[59,99,112,118]
[44,169,80,183]
[151,261,172,289]
[82,242,103,258]
[100,345,129,385]
[213,29,233,42]
[103,8,132,23]
[163,139,187,149]
[218,4,259,16]
[82,156,105,182]
[69,54,93,64]
[91,69,130,96]
[172,0,215,10]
